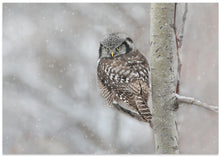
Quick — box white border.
[1,1,219,156]
[1,0,220,3]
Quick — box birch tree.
[150,3,179,154]
[150,3,217,154]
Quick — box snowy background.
[3,3,218,154]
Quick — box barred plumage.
[97,33,152,123]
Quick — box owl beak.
[111,52,114,57]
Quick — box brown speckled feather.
[97,50,152,122]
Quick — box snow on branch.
[175,94,218,113]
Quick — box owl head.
[99,33,135,58]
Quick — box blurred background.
[3,3,218,154]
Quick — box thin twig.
[112,102,146,122]
[175,94,218,113]
[174,3,188,94]
[178,3,188,49]
[174,3,180,94]
[174,3,179,51]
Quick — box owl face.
[99,33,135,59]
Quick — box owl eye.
[116,47,120,51]
[105,48,109,52]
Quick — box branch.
[174,3,179,52]
[178,3,188,49]
[174,3,180,94]
[174,3,188,94]
[175,94,218,113]
[112,102,146,122]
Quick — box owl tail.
[135,96,152,123]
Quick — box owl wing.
[125,50,150,103]
[97,56,144,106]
[115,50,151,121]
[97,74,114,105]
[97,50,151,122]
[111,65,151,122]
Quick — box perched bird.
[97,33,152,123]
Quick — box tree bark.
[150,3,179,154]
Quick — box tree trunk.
[150,3,179,154]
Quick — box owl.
[97,33,152,123]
